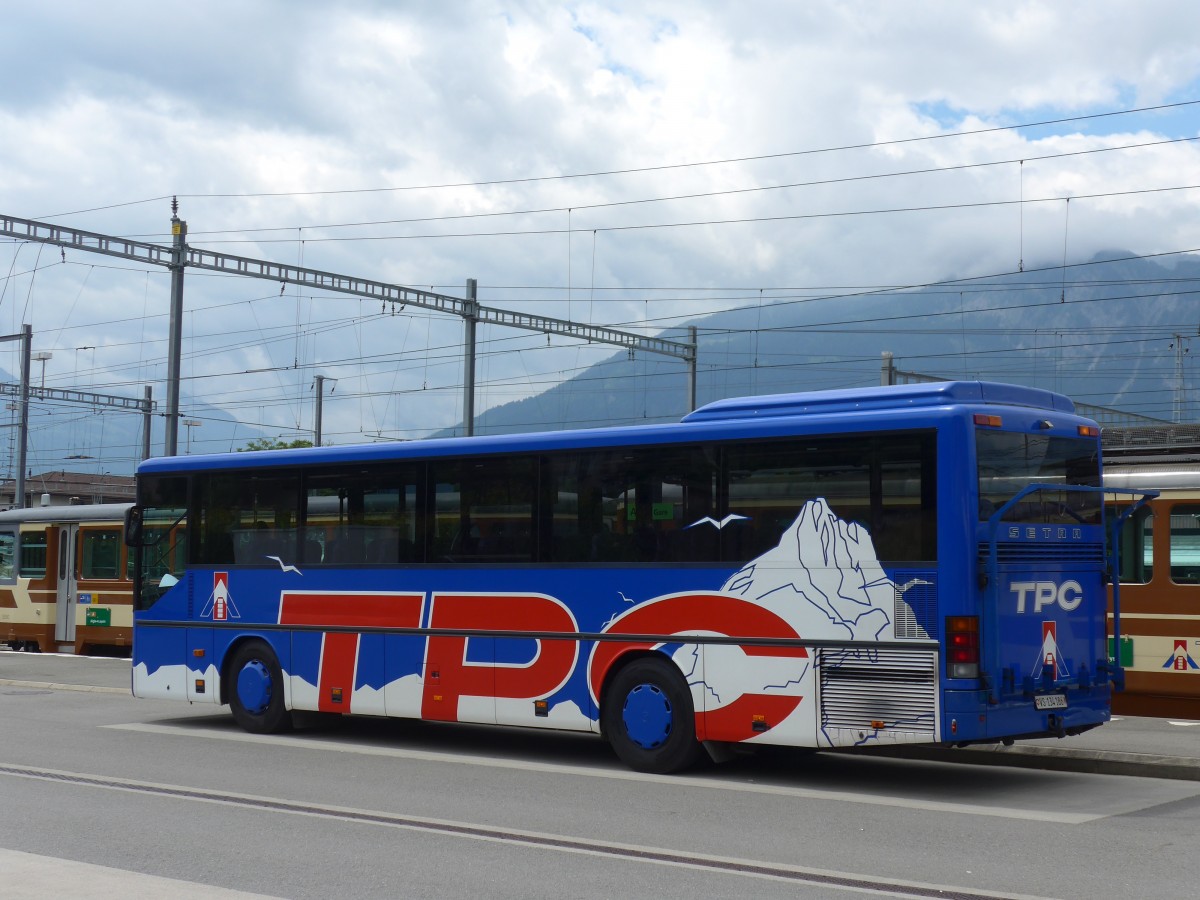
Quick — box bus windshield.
[976,429,1101,524]
[134,475,189,611]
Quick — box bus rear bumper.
[942,688,1111,743]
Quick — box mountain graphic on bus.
[1032,621,1069,680]
[721,497,921,642]
[596,498,931,748]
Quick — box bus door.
[54,524,78,648]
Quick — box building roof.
[0,470,135,500]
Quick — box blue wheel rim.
[622,683,673,750]
[236,659,273,715]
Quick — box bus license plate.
[1034,693,1067,710]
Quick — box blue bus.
[126,381,1125,773]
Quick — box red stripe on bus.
[317,632,361,713]
[279,592,424,628]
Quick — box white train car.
[0,503,133,654]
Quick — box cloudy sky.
[3,1,1200,469]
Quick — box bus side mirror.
[124,506,144,547]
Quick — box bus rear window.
[977,430,1101,524]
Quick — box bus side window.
[431,457,535,563]
[195,471,300,566]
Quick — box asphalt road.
[3,650,1200,899]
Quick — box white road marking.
[0,764,1057,900]
[0,847,283,900]
[107,721,1102,824]
[0,678,126,695]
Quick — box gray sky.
[3,0,1200,466]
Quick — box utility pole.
[142,386,153,460]
[462,278,478,436]
[0,327,32,507]
[31,351,51,388]
[687,326,697,410]
[15,325,30,508]
[1172,334,1191,424]
[313,375,336,447]
[182,419,202,454]
[165,199,187,456]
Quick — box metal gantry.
[0,326,31,507]
[1,208,697,450]
[0,373,157,507]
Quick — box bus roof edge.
[680,381,1076,423]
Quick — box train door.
[54,524,78,648]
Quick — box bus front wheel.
[602,657,702,774]
[227,640,293,734]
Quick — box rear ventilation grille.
[978,542,1105,565]
[818,647,938,737]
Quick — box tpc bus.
[126,381,1141,773]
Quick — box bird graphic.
[618,591,635,604]
[685,513,750,530]
[265,556,303,575]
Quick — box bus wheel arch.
[224,638,293,734]
[599,653,702,774]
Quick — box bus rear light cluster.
[946,615,980,679]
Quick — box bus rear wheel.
[602,657,702,774]
[227,640,292,734]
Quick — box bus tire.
[602,657,702,774]
[227,640,292,734]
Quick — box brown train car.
[1104,450,1200,719]
[0,502,133,655]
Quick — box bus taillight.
[946,616,979,679]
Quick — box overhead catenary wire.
[45,97,1200,213]
[8,97,1200,464]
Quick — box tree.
[237,438,314,452]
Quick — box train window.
[81,529,122,580]
[1169,504,1200,584]
[1107,504,1152,584]
[0,530,14,582]
[19,529,48,579]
